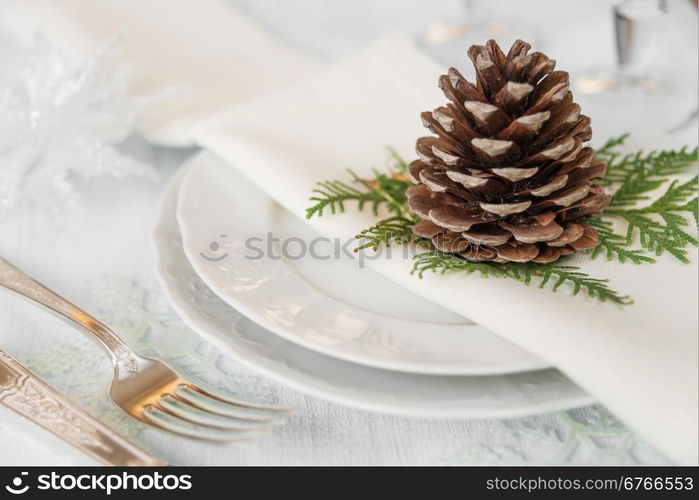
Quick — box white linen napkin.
[0,0,322,147]
[194,35,698,464]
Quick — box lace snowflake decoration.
[0,35,157,215]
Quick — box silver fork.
[0,257,291,442]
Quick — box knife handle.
[0,349,164,466]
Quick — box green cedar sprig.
[306,137,698,304]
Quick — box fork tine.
[159,395,280,430]
[175,385,290,421]
[181,382,294,412]
[142,405,266,442]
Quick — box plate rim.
[153,163,594,418]
[175,151,552,375]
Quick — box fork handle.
[0,258,139,370]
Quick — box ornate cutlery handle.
[0,349,163,465]
[0,258,139,371]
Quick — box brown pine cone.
[407,39,610,263]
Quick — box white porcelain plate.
[154,166,592,418]
[175,151,550,375]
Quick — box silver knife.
[0,349,165,466]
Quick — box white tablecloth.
[0,0,696,465]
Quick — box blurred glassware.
[574,0,698,135]
[420,0,541,70]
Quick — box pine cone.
[407,39,610,263]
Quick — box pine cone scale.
[408,39,610,263]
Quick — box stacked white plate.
[153,151,593,418]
